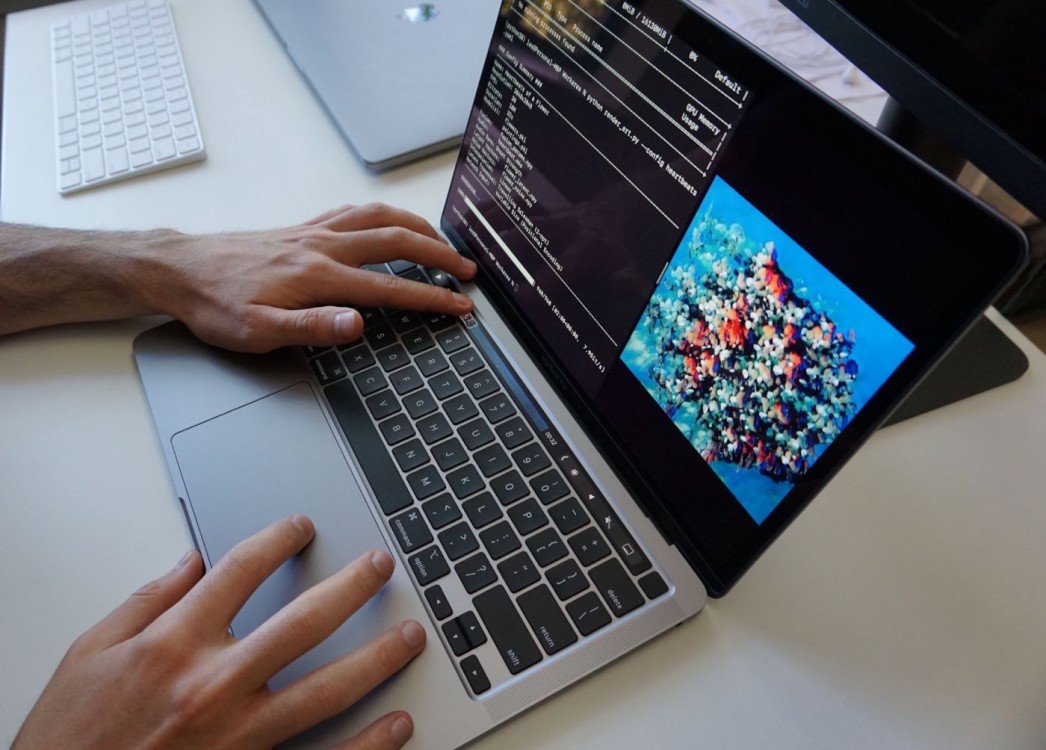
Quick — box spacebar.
[324,379,414,516]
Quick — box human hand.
[152,203,478,353]
[13,516,425,750]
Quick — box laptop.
[251,0,501,170]
[134,0,1028,747]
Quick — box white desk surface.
[3,1,1046,747]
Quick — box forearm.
[0,223,186,336]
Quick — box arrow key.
[460,654,490,695]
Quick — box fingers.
[235,549,396,686]
[324,227,477,282]
[71,550,203,654]
[318,203,443,243]
[330,712,414,750]
[181,515,315,632]
[260,620,426,742]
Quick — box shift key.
[474,586,542,674]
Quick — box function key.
[425,267,454,288]
[388,259,417,274]
[580,491,652,576]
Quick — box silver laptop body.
[251,0,501,170]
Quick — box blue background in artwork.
[624,177,915,523]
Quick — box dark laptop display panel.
[442,0,1026,593]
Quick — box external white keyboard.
[51,0,205,195]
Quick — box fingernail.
[401,620,426,649]
[390,715,413,745]
[370,549,394,577]
[175,549,196,569]
[452,292,471,311]
[289,514,313,535]
[334,310,360,339]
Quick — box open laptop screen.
[441,0,1025,593]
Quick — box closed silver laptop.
[252,0,500,170]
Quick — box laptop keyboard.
[306,261,669,696]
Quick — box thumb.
[73,550,204,654]
[255,305,364,350]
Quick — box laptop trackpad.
[172,382,395,689]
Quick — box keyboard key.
[589,559,644,617]
[417,413,453,445]
[518,584,578,655]
[474,444,511,477]
[415,349,449,377]
[364,321,396,350]
[403,388,438,419]
[406,464,445,500]
[479,392,517,423]
[479,520,521,560]
[391,438,428,472]
[433,437,468,472]
[547,559,589,601]
[388,309,421,332]
[462,491,502,528]
[497,550,540,592]
[530,469,569,505]
[582,492,653,576]
[457,611,487,649]
[512,443,551,477]
[378,413,414,446]
[442,619,470,656]
[377,343,410,372]
[421,493,461,530]
[474,586,542,675]
[436,327,469,353]
[496,416,533,448]
[365,390,400,420]
[568,526,611,566]
[549,497,588,535]
[425,584,453,620]
[508,498,549,536]
[450,348,483,375]
[526,527,568,567]
[464,369,499,399]
[402,328,435,355]
[566,592,612,636]
[340,345,374,372]
[455,552,497,594]
[390,365,423,395]
[458,418,495,450]
[388,508,433,553]
[310,350,347,385]
[353,366,388,396]
[429,371,463,400]
[443,393,479,425]
[438,522,479,561]
[460,654,490,695]
[489,469,528,506]
[638,571,669,599]
[446,464,483,499]
[408,546,450,586]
